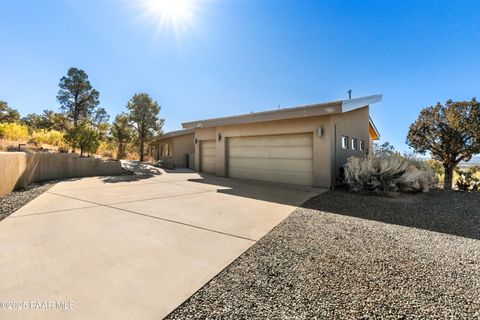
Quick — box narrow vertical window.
[341,136,348,149]
[359,140,365,151]
[352,138,358,150]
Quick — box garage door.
[200,140,216,173]
[227,133,313,186]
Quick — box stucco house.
[149,94,381,188]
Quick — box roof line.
[182,94,383,129]
[150,128,194,142]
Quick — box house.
[149,94,382,188]
[149,128,195,169]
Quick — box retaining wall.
[0,152,123,196]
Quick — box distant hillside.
[459,156,480,168]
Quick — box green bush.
[65,123,100,157]
[0,123,29,141]
[344,154,438,194]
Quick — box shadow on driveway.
[99,160,163,183]
[188,175,324,207]
[301,188,480,240]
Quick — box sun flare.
[131,0,205,42]
[146,0,194,25]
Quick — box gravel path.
[0,182,55,221]
[167,189,480,319]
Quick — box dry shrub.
[0,139,21,151]
[0,123,29,141]
[97,141,116,159]
[143,154,155,163]
[125,151,140,160]
[344,154,438,193]
[31,129,66,148]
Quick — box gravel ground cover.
[0,182,55,221]
[167,189,480,319]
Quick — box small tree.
[57,68,101,127]
[23,110,73,132]
[407,99,480,189]
[65,122,100,157]
[373,142,396,156]
[0,101,21,123]
[126,93,164,161]
[111,113,133,159]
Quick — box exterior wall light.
[194,138,198,144]
[317,126,324,137]
[218,133,222,141]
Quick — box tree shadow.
[96,160,163,183]
[99,174,157,183]
[301,188,480,240]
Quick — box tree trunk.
[117,143,124,160]
[80,148,83,158]
[139,135,144,161]
[443,164,454,190]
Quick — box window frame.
[359,140,365,151]
[352,138,358,150]
[341,136,349,149]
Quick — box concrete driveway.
[0,169,322,319]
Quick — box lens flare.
[147,0,194,24]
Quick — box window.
[341,136,348,149]
[161,143,173,157]
[352,138,358,150]
[359,140,365,151]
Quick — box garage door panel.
[228,146,312,159]
[228,135,312,148]
[227,133,313,186]
[201,145,216,156]
[200,140,216,173]
[229,158,312,173]
[229,168,313,186]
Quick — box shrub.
[0,123,29,141]
[153,159,175,170]
[31,129,65,147]
[455,168,480,192]
[65,123,100,157]
[343,154,438,194]
[97,141,116,158]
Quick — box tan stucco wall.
[151,133,195,168]
[194,117,333,188]
[0,152,123,196]
[331,107,370,183]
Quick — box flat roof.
[182,94,382,129]
[150,128,194,142]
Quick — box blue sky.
[1,0,479,152]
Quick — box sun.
[150,0,190,18]
[130,0,204,42]
[145,0,194,25]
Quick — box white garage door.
[227,133,313,186]
[200,140,216,173]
